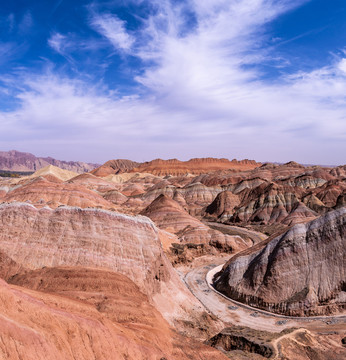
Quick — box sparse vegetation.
[0,170,33,178]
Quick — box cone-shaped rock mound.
[213,207,346,316]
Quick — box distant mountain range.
[92,157,260,177]
[0,150,261,176]
[0,150,99,174]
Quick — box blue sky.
[0,0,345,164]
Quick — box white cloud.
[338,58,346,74]
[48,32,66,54]
[90,13,134,51]
[1,0,346,164]
[129,0,346,143]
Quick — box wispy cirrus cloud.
[0,41,28,66]
[18,11,33,35]
[128,0,346,145]
[48,32,69,56]
[7,13,15,32]
[48,31,109,73]
[48,31,106,54]
[90,13,134,51]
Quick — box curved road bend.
[205,221,267,245]
[184,258,346,333]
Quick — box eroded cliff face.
[214,207,346,316]
[0,202,220,335]
[229,182,317,226]
[204,190,241,221]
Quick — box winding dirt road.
[176,222,346,359]
[184,258,346,333]
[182,222,346,334]
[205,221,267,245]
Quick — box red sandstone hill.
[0,203,221,336]
[191,162,332,188]
[0,150,98,173]
[228,182,318,226]
[91,159,140,177]
[68,172,118,193]
[141,194,251,253]
[131,157,260,176]
[3,176,115,209]
[141,181,222,216]
[204,190,241,221]
[0,267,226,360]
[1,157,345,359]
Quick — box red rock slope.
[3,177,115,209]
[0,267,226,360]
[0,202,220,334]
[141,194,251,253]
[91,159,140,177]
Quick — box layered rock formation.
[1,156,345,359]
[131,157,260,176]
[214,207,346,316]
[141,195,250,254]
[0,150,98,173]
[91,159,140,177]
[302,193,327,213]
[193,162,333,188]
[2,158,344,235]
[0,202,220,333]
[330,165,346,178]
[105,172,161,185]
[312,179,346,208]
[63,157,346,233]
[0,250,24,280]
[3,177,115,209]
[205,191,240,221]
[196,162,345,231]
[228,182,317,226]
[28,165,79,181]
[68,172,118,193]
[103,189,128,205]
[142,181,222,216]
